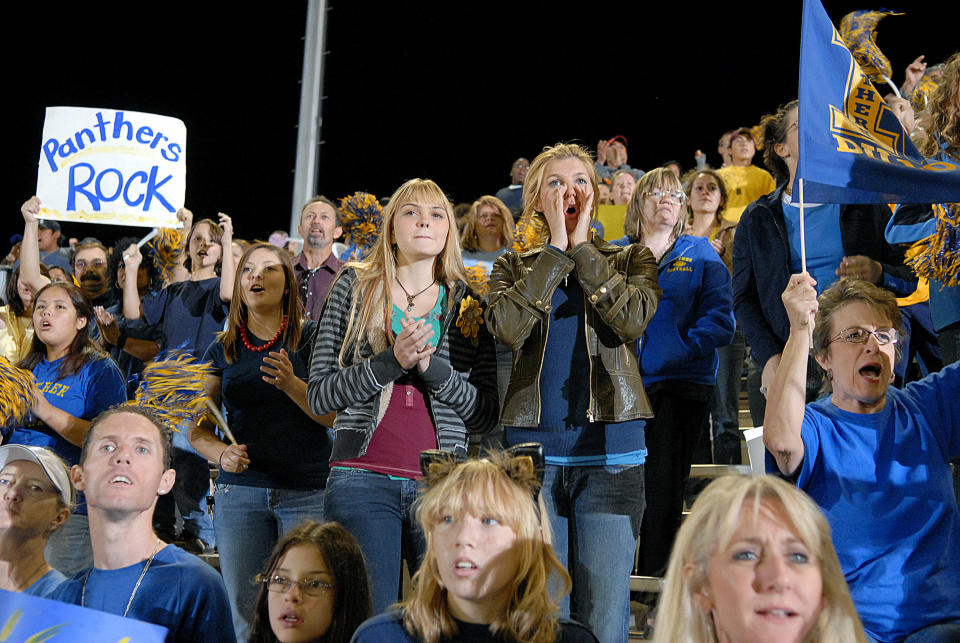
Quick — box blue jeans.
[213,483,325,641]
[45,511,93,576]
[542,463,645,643]
[171,424,216,546]
[323,468,425,615]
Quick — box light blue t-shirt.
[23,568,67,598]
[782,192,844,294]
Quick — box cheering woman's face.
[188,222,222,271]
[32,286,85,351]
[240,248,287,312]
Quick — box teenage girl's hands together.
[394,314,436,370]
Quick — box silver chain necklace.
[81,539,164,617]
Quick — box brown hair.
[757,99,799,185]
[6,264,50,317]
[918,52,960,159]
[301,195,342,227]
[184,219,224,274]
[811,277,905,362]
[249,521,372,643]
[17,282,107,379]
[82,405,173,469]
[219,243,304,364]
[685,168,729,227]
[460,195,516,252]
[70,240,108,273]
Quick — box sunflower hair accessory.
[456,295,484,346]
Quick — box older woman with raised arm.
[764,275,960,642]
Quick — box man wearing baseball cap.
[0,444,73,596]
[11,219,72,275]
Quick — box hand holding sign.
[36,107,186,228]
[21,196,41,224]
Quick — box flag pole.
[799,177,814,339]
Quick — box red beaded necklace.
[240,316,287,352]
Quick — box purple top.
[294,253,344,320]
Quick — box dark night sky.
[4,1,957,247]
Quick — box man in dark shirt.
[494,157,529,216]
[294,196,344,320]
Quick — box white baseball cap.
[0,445,74,507]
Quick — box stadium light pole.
[290,0,329,235]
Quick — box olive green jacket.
[485,238,661,428]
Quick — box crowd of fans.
[1,50,959,643]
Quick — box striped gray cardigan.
[307,268,498,459]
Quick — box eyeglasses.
[644,189,686,203]
[74,259,106,270]
[829,326,899,346]
[260,574,336,596]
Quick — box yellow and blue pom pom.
[906,203,960,287]
[839,9,902,84]
[339,192,384,261]
[0,356,35,427]
[133,351,215,432]
[146,228,186,282]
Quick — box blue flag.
[796,0,960,204]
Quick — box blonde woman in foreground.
[653,474,866,643]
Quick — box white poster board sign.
[36,106,186,228]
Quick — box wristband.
[218,449,227,470]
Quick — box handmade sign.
[0,589,167,642]
[36,107,186,227]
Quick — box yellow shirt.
[716,165,777,223]
[0,306,34,364]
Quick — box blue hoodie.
[615,234,735,385]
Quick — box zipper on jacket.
[534,313,550,425]
[583,297,596,423]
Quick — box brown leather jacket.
[485,237,661,428]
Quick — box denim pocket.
[214,482,234,496]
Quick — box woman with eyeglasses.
[614,167,735,584]
[486,143,660,643]
[732,100,915,425]
[765,275,960,642]
[248,521,371,643]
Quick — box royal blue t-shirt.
[782,193,844,295]
[52,544,236,643]
[7,355,126,514]
[8,355,126,466]
[767,361,960,640]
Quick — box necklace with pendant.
[81,538,164,617]
[396,278,436,312]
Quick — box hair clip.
[419,450,465,486]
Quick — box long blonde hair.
[401,452,571,643]
[517,143,600,249]
[337,178,466,365]
[653,475,866,643]
[918,51,960,159]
